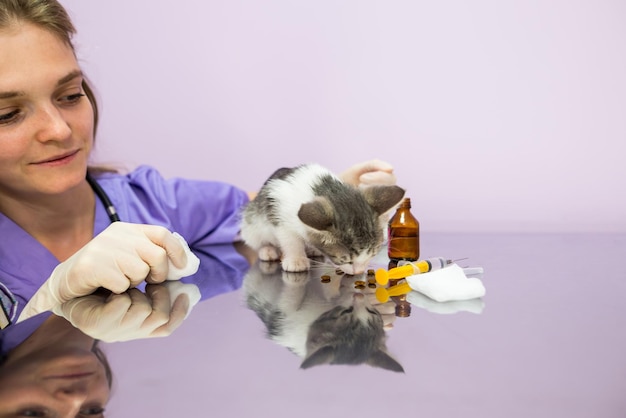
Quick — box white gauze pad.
[406,264,486,303]
[167,232,201,280]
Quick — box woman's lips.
[33,150,79,166]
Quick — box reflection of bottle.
[387,198,419,261]
[393,295,412,317]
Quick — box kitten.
[243,261,404,372]
[240,164,405,273]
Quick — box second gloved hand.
[339,159,397,187]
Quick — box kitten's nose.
[339,265,356,275]
[343,264,366,275]
[352,293,367,307]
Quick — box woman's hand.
[51,282,201,342]
[339,159,397,187]
[18,222,199,323]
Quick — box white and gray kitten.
[240,164,405,274]
[243,262,404,372]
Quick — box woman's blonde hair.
[0,0,99,135]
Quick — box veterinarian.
[0,0,397,413]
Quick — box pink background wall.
[61,0,625,233]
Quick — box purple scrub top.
[0,166,250,354]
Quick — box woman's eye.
[59,92,85,105]
[0,109,21,125]
[79,406,105,416]
[18,410,46,417]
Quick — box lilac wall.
[61,0,625,233]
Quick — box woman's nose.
[50,383,89,417]
[34,105,72,143]
[55,380,89,399]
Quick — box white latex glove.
[18,222,199,323]
[374,297,398,330]
[339,159,397,187]
[52,282,201,342]
[364,288,397,331]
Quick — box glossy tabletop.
[99,232,625,417]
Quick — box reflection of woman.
[0,315,112,416]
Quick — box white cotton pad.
[162,281,201,318]
[406,291,485,314]
[166,232,201,280]
[406,264,486,303]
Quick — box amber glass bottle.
[387,197,419,261]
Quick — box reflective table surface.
[67,233,626,416]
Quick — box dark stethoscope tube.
[86,172,120,223]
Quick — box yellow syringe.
[376,282,412,303]
[375,257,451,285]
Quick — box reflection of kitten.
[240,164,405,274]
[243,262,404,372]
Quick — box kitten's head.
[301,293,404,372]
[298,183,405,274]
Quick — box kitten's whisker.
[308,258,334,268]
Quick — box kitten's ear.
[300,345,335,369]
[362,186,406,215]
[366,350,405,373]
[298,198,334,231]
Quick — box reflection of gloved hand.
[364,290,397,331]
[18,222,199,323]
[52,281,201,342]
[339,159,397,187]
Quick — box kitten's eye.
[340,307,354,315]
[366,308,379,315]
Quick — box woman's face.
[0,345,110,417]
[0,23,94,199]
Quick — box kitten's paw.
[258,260,282,274]
[281,271,309,284]
[258,245,280,261]
[281,257,311,272]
